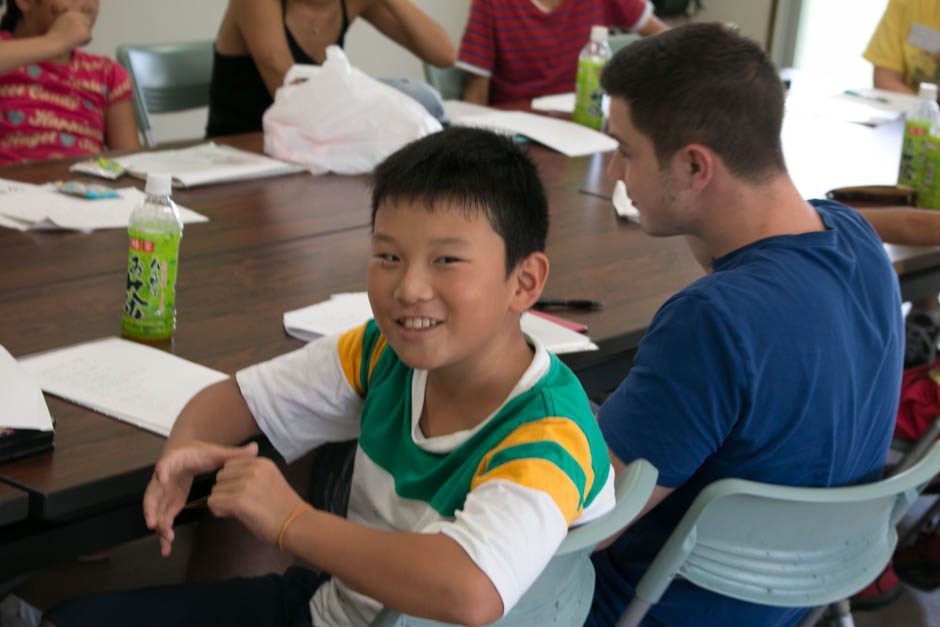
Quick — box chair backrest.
[619,440,940,626]
[115,40,214,147]
[608,33,641,55]
[422,64,466,102]
[369,458,659,627]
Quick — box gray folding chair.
[369,458,658,627]
[115,40,214,147]
[616,440,940,627]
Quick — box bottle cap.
[918,82,939,101]
[590,25,609,43]
[144,173,173,196]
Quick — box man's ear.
[678,143,714,192]
[509,251,549,313]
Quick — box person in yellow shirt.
[864,0,940,94]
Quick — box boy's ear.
[509,251,549,313]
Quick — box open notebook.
[17,338,228,437]
[116,142,305,188]
[283,292,598,354]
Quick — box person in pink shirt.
[0,0,139,164]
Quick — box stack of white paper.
[283,292,598,354]
[444,101,616,157]
[0,345,53,431]
[18,338,229,437]
[0,181,207,231]
[117,142,305,188]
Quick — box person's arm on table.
[858,207,940,246]
[0,10,90,74]
[143,378,262,557]
[105,99,140,151]
[362,0,456,68]
[209,454,504,626]
[873,67,915,94]
[636,14,668,37]
[462,73,489,105]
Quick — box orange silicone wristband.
[277,502,312,551]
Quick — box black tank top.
[206,0,350,137]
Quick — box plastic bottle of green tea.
[572,25,612,130]
[898,82,940,189]
[121,174,182,340]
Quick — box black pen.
[534,299,605,311]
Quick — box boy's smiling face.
[367,199,521,373]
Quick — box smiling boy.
[44,127,614,627]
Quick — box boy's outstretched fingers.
[143,441,260,557]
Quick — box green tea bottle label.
[572,58,605,130]
[899,119,931,189]
[122,228,181,340]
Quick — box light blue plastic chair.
[608,32,641,55]
[116,40,214,147]
[422,64,466,102]
[615,440,940,627]
[369,458,658,627]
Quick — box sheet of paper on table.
[444,100,617,157]
[283,292,598,354]
[116,142,305,188]
[0,184,207,231]
[17,337,229,437]
[531,92,576,114]
[0,344,53,431]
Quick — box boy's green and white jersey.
[237,320,614,626]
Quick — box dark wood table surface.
[0,127,931,579]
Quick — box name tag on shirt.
[907,23,940,55]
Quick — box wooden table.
[0,126,932,580]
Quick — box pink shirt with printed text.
[0,31,132,164]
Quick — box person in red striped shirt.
[456,0,667,105]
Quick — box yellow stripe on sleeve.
[336,324,368,397]
[472,457,584,524]
[472,417,596,524]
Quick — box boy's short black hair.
[600,22,786,184]
[371,127,548,276]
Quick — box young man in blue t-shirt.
[587,23,904,627]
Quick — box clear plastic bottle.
[898,82,940,190]
[121,173,183,340]
[572,25,612,130]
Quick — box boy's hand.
[208,456,306,548]
[46,11,93,53]
[143,441,259,557]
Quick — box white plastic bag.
[262,47,442,175]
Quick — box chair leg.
[833,599,855,627]
[796,605,828,627]
[614,598,650,627]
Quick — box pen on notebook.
[843,89,890,104]
[534,299,605,311]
